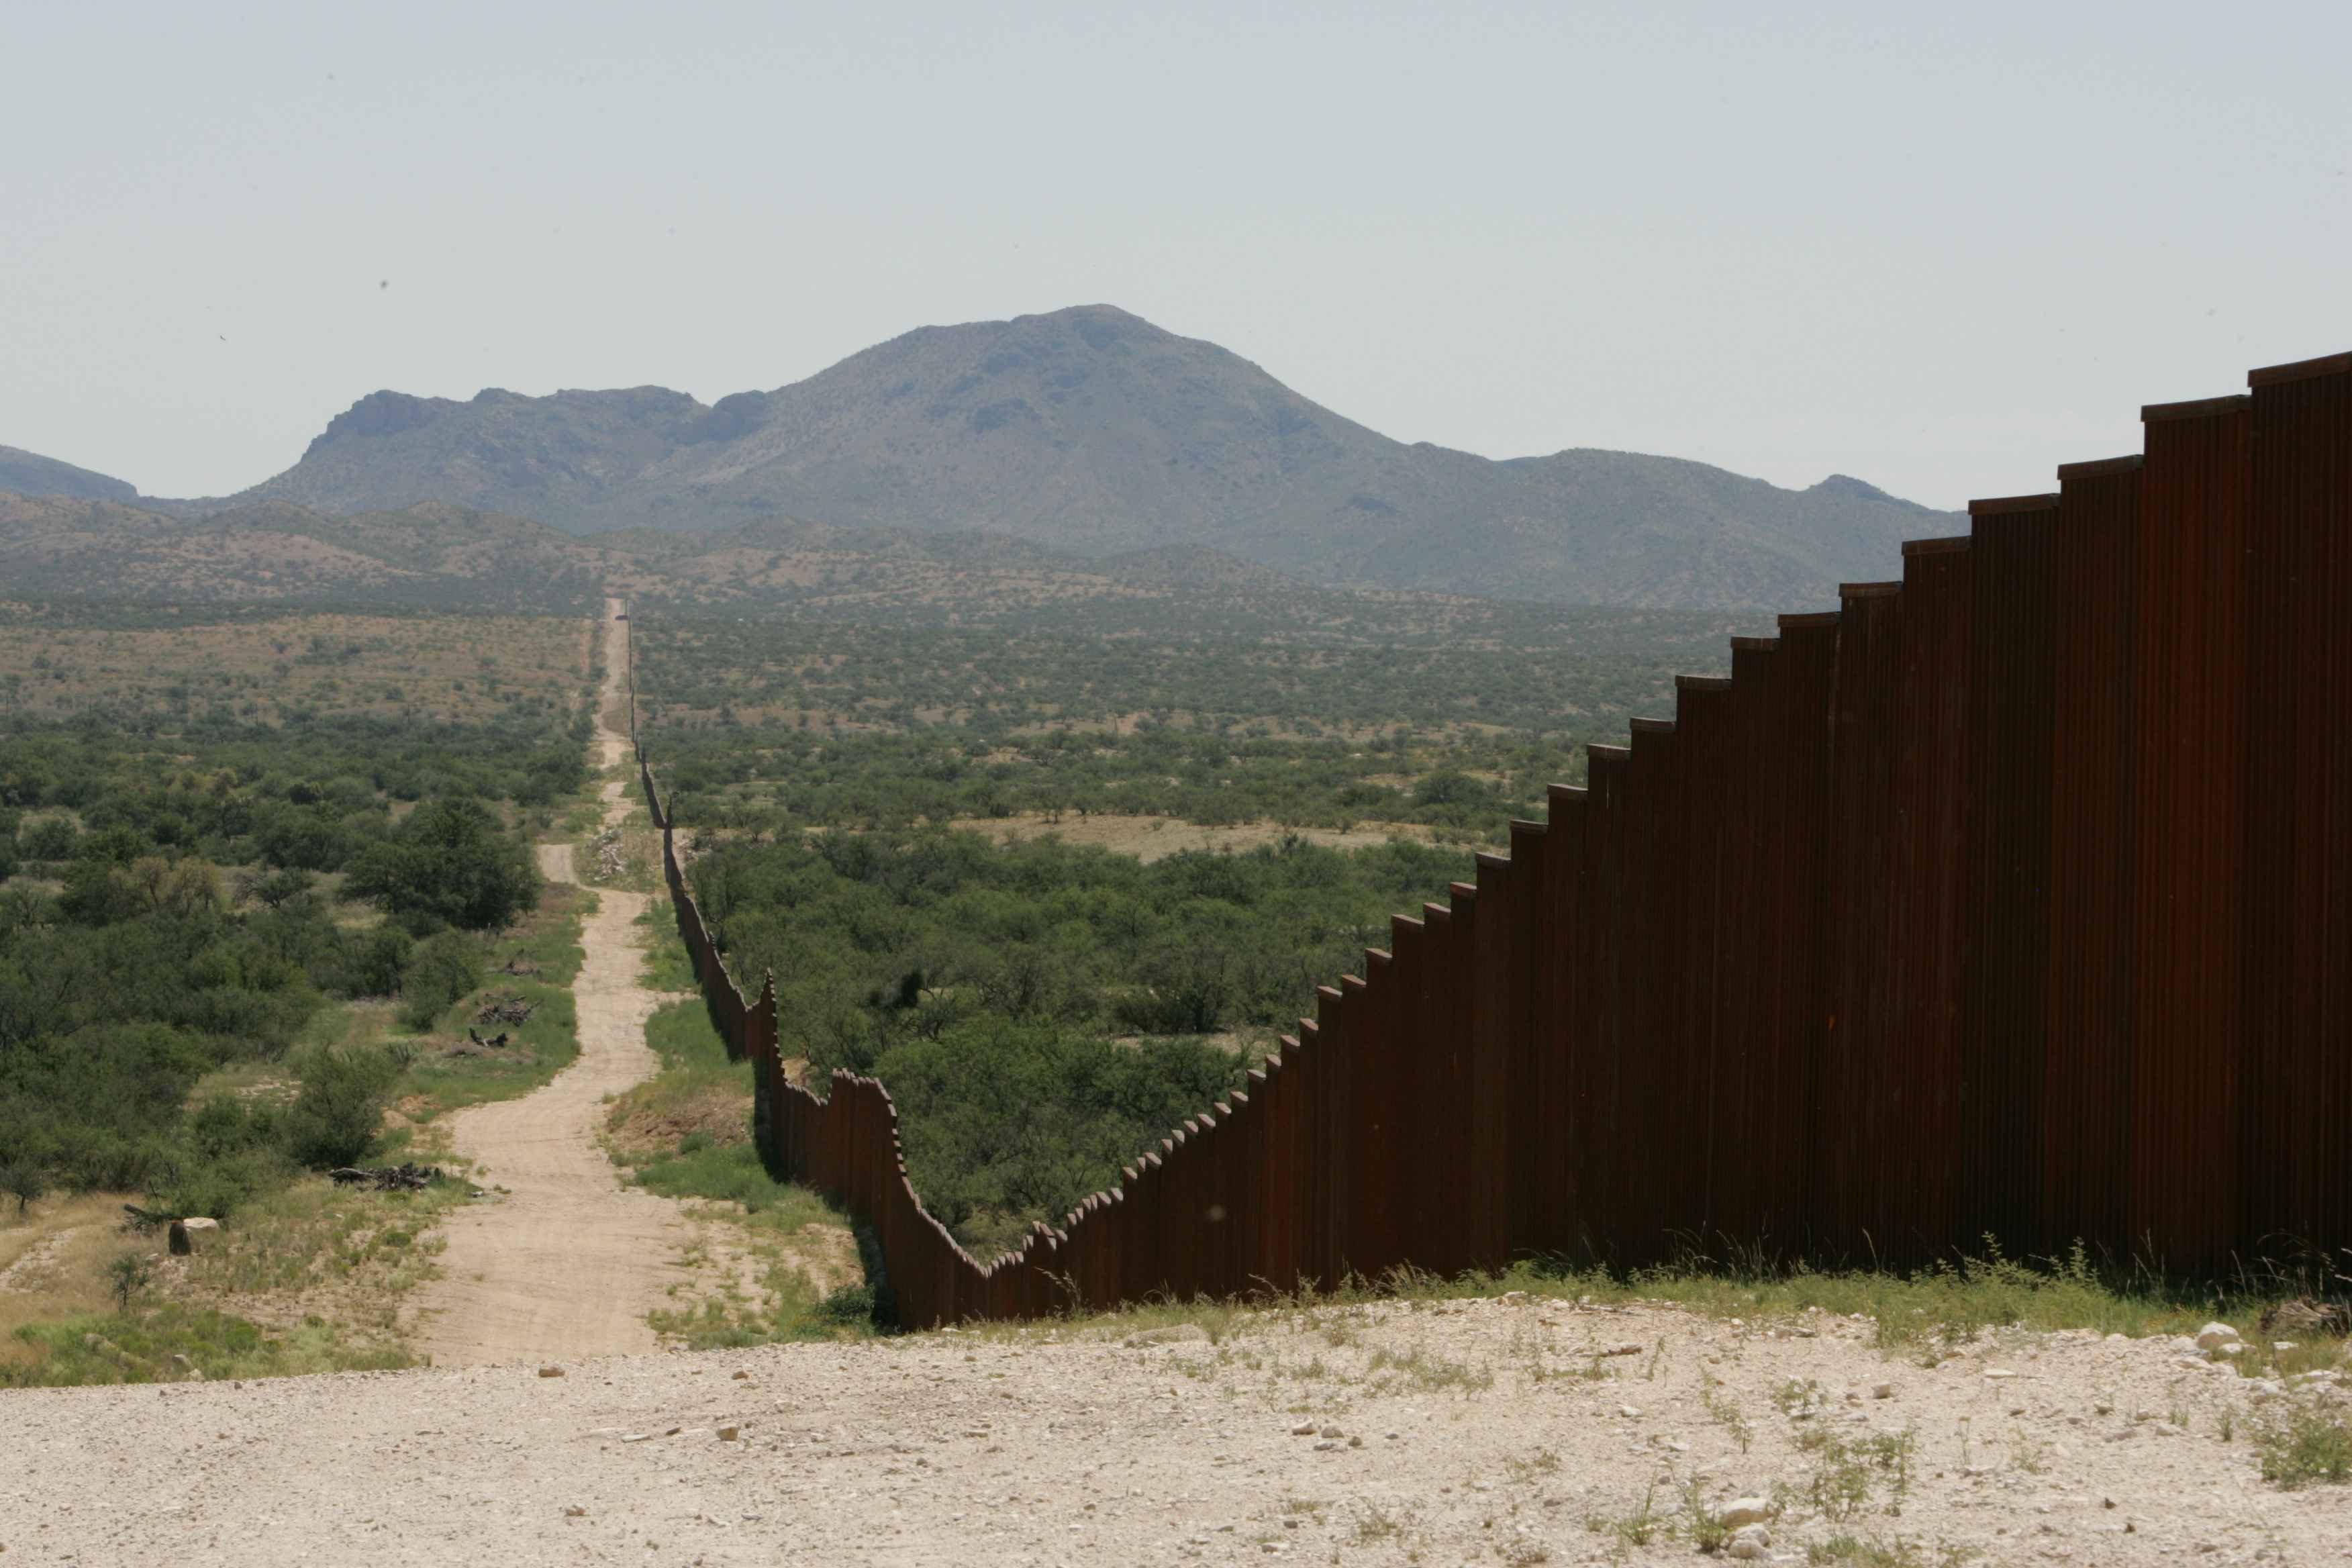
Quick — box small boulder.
[1126,1324,1211,1347]
[1719,1498,1773,1528]
[1727,1524,1771,1560]
[2195,1322,2241,1351]
[538,1365,566,1378]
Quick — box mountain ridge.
[7,305,1958,609]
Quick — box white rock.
[2214,1342,2245,1358]
[1727,1524,1771,1559]
[2196,1322,2241,1351]
[1719,1497,1772,1528]
[1872,1383,1894,1400]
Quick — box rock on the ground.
[1126,1324,1210,1346]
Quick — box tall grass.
[1,1305,409,1387]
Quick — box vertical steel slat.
[1315,983,1349,1288]
[1890,539,1973,1256]
[1957,498,2059,1265]
[1622,718,1681,1265]
[1818,583,1904,1263]
[1536,793,1580,1258]
[2038,458,2147,1261]
[1673,677,1735,1250]
[1353,959,1395,1281]
[1500,823,1547,1257]
[2135,397,2251,1270]
[1457,873,1512,1274]
[1581,747,1630,1261]
[1771,612,1843,1258]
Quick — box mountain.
[228,305,1955,610]
[0,444,140,502]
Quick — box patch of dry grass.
[0,1193,146,1371]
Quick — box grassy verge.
[602,963,875,1345]
[634,904,697,992]
[1,1304,409,1387]
[383,882,591,1134]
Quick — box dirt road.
[410,602,688,1367]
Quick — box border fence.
[628,350,2352,1326]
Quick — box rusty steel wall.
[622,346,2352,1326]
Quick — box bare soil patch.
[6,1293,2345,1565]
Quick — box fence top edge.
[2142,391,2252,422]
[1900,534,1973,557]
[1967,491,2061,516]
[2054,454,2145,481]
[2246,351,2350,389]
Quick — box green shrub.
[347,799,539,932]
[339,924,414,999]
[19,817,76,861]
[281,1045,403,1169]
[397,930,481,1032]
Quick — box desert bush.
[280,1045,403,1169]
[348,799,539,932]
[396,929,482,1031]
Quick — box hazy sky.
[5,1,2346,509]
